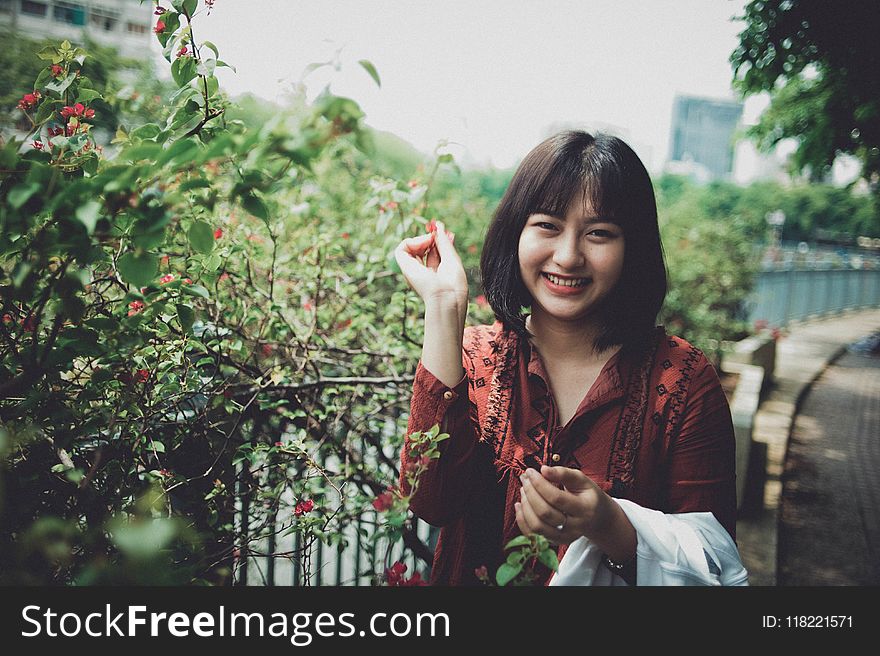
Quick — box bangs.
[524,138,628,226]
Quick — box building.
[666,95,743,182]
[0,0,153,59]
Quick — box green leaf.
[537,549,559,571]
[75,200,102,234]
[201,40,220,58]
[180,285,211,298]
[495,563,522,587]
[171,56,198,87]
[156,137,199,167]
[182,0,197,16]
[49,135,69,149]
[35,100,60,124]
[241,194,269,220]
[151,441,166,453]
[130,123,162,141]
[118,251,159,287]
[188,220,214,254]
[176,303,195,334]
[205,75,219,97]
[358,59,381,87]
[504,535,531,549]
[178,178,211,192]
[8,183,40,210]
[76,88,101,103]
[45,73,76,95]
[37,46,59,62]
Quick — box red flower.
[134,369,150,383]
[2,313,13,325]
[176,45,189,58]
[385,561,407,585]
[475,294,489,308]
[158,468,172,477]
[294,499,315,516]
[341,232,350,239]
[21,315,37,332]
[51,64,64,77]
[426,219,437,233]
[182,277,192,284]
[302,301,313,312]
[219,272,230,281]
[386,201,398,210]
[65,124,75,137]
[274,441,283,447]
[474,565,488,580]
[160,255,170,267]
[84,108,95,119]
[154,6,167,15]
[60,103,86,118]
[17,92,40,111]
[213,227,223,239]
[32,141,44,150]
[334,318,352,331]
[371,490,394,512]
[154,20,166,34]
[407,180,419,188]
[261,343,273,356]
[467,244,478,254]
[385,561,426,586]
[127,300,145,316]
[159,273,175,284]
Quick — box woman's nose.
[552,234,585,270]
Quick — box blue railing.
[745,267,880,328]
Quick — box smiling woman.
[393,130,747,586]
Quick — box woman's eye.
[588,229,615,238]
[537,222,557,230]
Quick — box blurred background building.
[666,94,743,182]
[0,0,152,59]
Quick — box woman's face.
[517,197,625,327]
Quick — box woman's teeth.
[544,273,588,287]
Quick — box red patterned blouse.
[400,321,737,586]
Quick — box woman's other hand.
[394,221,468,309]
[515,466,636,563]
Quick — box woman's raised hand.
[394,221,469,308]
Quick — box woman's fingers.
[520,473,567,532]
[433,221,459,262]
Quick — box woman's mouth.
[542,272,590,288]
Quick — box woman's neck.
[525,311,615,365]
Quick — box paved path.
[735,308,880,585]
[778,346,880,585]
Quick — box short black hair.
[479,130,667,353]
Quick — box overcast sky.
[174,0,769,174]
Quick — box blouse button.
[443,390,454,400]
[551,453,561,463]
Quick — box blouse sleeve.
[399,348,481,527]
[664,353,738,540]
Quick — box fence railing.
[745,267,880,328]
[234,434,438,587]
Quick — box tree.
[731,0,880,195]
